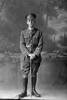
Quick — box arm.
[34,32,43,56]
[20,31,30,55]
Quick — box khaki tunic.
[20,28,43,76]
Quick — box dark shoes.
[32,89,41,97]
[18,90,41,99]
[18,92,27,99]
[18,77,28,99]
[18,76,41,99]
[31,76,41,97]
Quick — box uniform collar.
[27,27,35,32]
[27,27,37,35]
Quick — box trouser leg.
[31,56,41,97]
[19,56,30,98]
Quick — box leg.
[31,55,41,97]
[18,75,28,98]
[19,56,30,98]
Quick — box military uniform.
[20,28,43,77]
[19,27,43,98]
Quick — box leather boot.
[18,77,28,98]
[31,76,41,97]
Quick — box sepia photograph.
[0,0,67,99]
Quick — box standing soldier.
[19,13,43,98]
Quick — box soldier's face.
[27,17,35,28]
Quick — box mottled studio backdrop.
[0,0,67,99]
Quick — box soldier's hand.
[28,53,35,59]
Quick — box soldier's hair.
[25,13,37,19]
